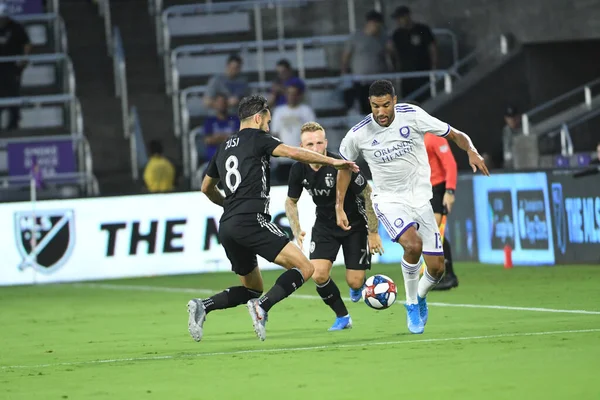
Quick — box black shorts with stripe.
[219,213,290,276]
[309,224,371,271]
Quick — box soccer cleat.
[328,315,353,331]
[431,274,459,291]
[349,286,363,303]
[187,299,206,342]
[417,295,428,326]
[246,299,268,341]
[404,303,424,334]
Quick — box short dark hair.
[227,54,243,65]
[392,6,411,18]
[276,59,291,69]
[369,80,396,98]
[238,95,269,120]
[149,139,163,155]
[365,10,384,23]
[214,92,227,100]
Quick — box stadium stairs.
[422,39,600,170]
[61,1,131,193]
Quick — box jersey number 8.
[225,155,242,192]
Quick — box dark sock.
[316,278,348,318]
[443,239,455,277]
[202,286,262,314]
[258,268,304,313]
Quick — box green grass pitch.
[1,262,600,399]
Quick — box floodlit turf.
[1,263,600,399]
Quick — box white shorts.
[374,201,443,256]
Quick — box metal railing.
[128,106,148,181]
[112,26,147,181]
[402,33,511,102]
[0,94,83,134]
[113,27,128,139]
[166,30,458,95]
[176,69,453,177]
[155,0,323,56]
[522,77,600,135]
[0,134,98,195]
[13,13,68,53]
[98,0,114,56]
[0,53,76,97]
[543,106,600,157]
[0,173,99,196]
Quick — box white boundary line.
[2,328,599,370]
[75,283,600,315]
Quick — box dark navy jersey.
[206,128,281,221]
[288,152,368,231]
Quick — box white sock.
[418,268,441,299]
[401,258,422,305]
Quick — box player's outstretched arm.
[335,169,352,231]
[200,175,225,207]
[284,197,306,249]
[272,144,359,172]
[362,183,384,255]
[446,128,490,176]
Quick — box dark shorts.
[219,213,290,276]
[431,182,446,215]
[309,225,371,270]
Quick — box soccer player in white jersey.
[335,80,489,334]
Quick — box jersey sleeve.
[349,171,368,195]
[414,106,450,137]
[339,131,360,161]
[205,150,220,178]
[254,132,282,157]
[287,163,303,199]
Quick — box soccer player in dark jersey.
[285,122,383,331]
[187,95,359,342]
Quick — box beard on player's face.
[370,95,396,127]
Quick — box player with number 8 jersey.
[187,95,359,342]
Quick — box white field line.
[75,283,600,315]
[2,328,599,370]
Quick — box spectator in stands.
[143,140,176,193]
[0,4,31,132]
[341,10,390,114]
[271,77,316,182]
[388,6,438,101]
[591,142,600,165]
[202,93,240,163]
[389,6,438,102]
[204,54,249,114]
[268,59,303,108]
[502,105,522,169]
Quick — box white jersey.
[339,103,450,206]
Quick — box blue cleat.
[349,286,363,302]
[328,315,353,331]
[417,296,428,326]
[404,303,425,334]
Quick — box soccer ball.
[362,274,397,310]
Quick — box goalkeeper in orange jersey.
[425,131,459,290]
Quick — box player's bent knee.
[275,242,314,281]
[312,270,330,285]
[402,238,423,257]
[346,270,365,289]
[426,256,445,278]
